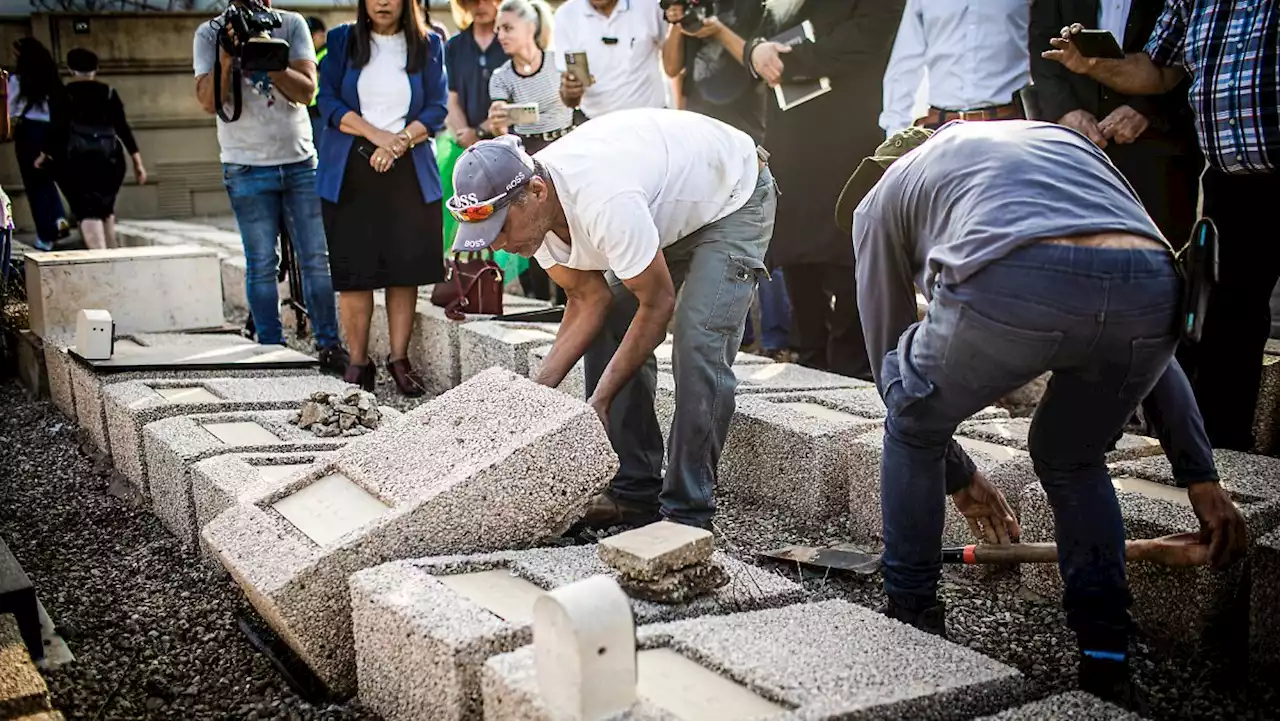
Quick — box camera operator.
[192,0,348,372]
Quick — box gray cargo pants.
[583,163,778,527]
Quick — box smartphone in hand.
[564,51,593,86]
[1072,29,1125,59]
[505,103,540,126]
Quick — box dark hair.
[66,47,98,74]
[349,0,429,73]
[13,38,62,114]
[306,15,326,34]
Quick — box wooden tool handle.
[943,533,1208,567]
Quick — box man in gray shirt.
[839,120,1245,706]
[193,1,346,371]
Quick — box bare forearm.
[339,111,382,140]
[716,26,747,66]
[268,67,316,105]
[403,121,430,144]
[662,27,685,77]
[592,300,673,403]
[534,294,609,388]
[195,67,233,114]
[1087,53,1182,95]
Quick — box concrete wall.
[1,5,464,232]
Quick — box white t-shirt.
[551,0,665,118]
[7,75,50,122]
[357,32,412,133]
[533,108,759,281]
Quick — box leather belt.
[919,102,1022,127]
[1041,233,1166,250]
[518,125,575,143]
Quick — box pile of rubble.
[598,521,728,604]
[290,387,383,438]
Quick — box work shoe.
[318,345,351,376]
[880,597,947,639]
[1078,654,1149,715]
[343,361,376,392]
[386,357,426,398]
[575,492,660,530]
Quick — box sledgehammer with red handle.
[942,532,1209,567]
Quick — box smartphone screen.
[1073,29,1125,59]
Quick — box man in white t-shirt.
[448,108,777,530]
[553,0,666,119]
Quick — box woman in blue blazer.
[316,0,447,397]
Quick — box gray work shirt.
[193,10,316,167]
[852,119,1169,390]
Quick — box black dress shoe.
[318,345,351,376]
[880,596,947,639]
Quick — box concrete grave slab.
[973,691,1140,720]
[848,428,1036,546]
[1251,528,1280,675]
[190,451,337,561]
[25,246,223,338]
[718,392,883,534]
[459,321,560,382]
[410,296,551,396]
[956,417,1163,463]
[656,363,872,441]
[202,368,618,695]
[65,332,316,456]
[481,599,1028,721]
[598,522,713,581]
[15,330,48,400]
[0,615,52,719]
[144,407,400,547]
[1020,453,1280,654]
[42,334,76,420]
[104,375,348,493]
[349,543,805,721]
[1254,353,1280,454]
[527,344,585,400]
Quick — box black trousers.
[782,263,873,381]
[1178,169,1280,450]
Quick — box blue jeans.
[14,120,66,245]
[222,159,340,348]
[585,167,778,527]
[880,243,1179,654]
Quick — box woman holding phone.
[485,0,571,302]
[486,0,573,155]
[316,0,447,396]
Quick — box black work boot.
[1078,653,1150,716]
[880,596,947,639]
[575,491,661,530]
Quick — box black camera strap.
[213,46,245,123]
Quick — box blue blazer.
[316,23,449,205]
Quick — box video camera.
[219,0,290,73]
[660,0,715,32]
[211,0,291,122]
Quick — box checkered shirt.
[1145,0,1280,174]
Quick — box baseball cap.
[447,135,537,253]
[834,126,934,234]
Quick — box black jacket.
[1028,0,1196,149]
[753,0,905,268]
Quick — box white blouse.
[357,32,412,133]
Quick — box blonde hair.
[450,0,473,31]
[498,0,553,50]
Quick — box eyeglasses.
[446,176,532,223]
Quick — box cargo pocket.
[705,255,768,335]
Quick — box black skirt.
[60,147,126,221]
[322,140,445,292]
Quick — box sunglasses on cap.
[446,173,535,223]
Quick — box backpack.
[66,86,118,158]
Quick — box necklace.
[516,50,539,75]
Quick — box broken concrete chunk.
[617,561,729,605]
[597,521,713,581]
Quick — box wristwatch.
[476,127,494,140]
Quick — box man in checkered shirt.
[1045,1,1279,453]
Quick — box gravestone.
[104,375,348,494]
[482,600,1028,721]
[459,321,560,382]
[973,692,1140,720]
[64,331,315,455]
[349,543,802,721]
[956,417,1163,463]
[189,451,338,561]
[848,428,1036,546]
[25,246,223,338]
[527,344,586,400]
[1251,528,1280,676]
[1021,449,1280,654]
[202,368,618,695]
[533,576,636,721]
[0,616,53,718]
[42,334,77,420]
[144,408,399,545]
[1253,353,1280,454]
[413,297,551,396]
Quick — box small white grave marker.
[272,473,390,545]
